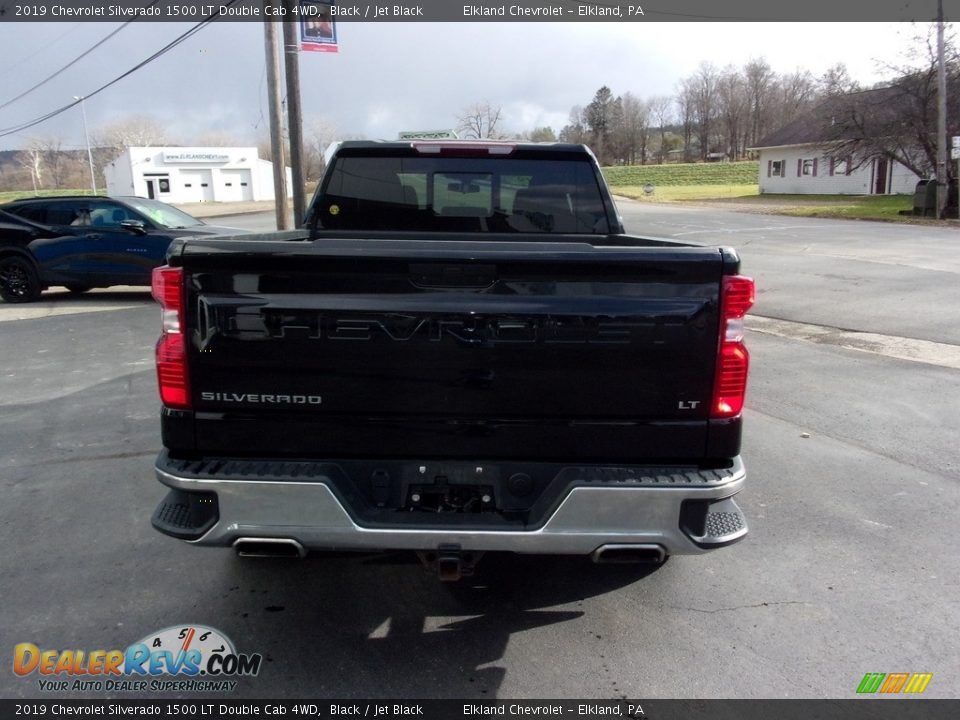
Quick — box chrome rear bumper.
[153,456,747,556]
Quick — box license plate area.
[401,463,500,513]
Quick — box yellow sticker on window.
[329,204,340,216]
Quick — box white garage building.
[103,147,292,204]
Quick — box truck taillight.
[712,275,755,419]
[151,266,190,409]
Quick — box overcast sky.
[0,21,949,151]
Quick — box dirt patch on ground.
[173,200,288,218]
[673,197,854,212]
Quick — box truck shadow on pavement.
[216,552,664,698]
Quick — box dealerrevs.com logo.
[13,625,261,693]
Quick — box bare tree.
[558,106,589,144]
[94,114,169,155]
[691,62,721,160]
[773,69,818,131]
[743,58,776,149]
[19,140,44,192]
[456,101,503,139]
[256,116,354,181]
[303,115,341,181]
[649,95,673,163]
[617,93,650,165]
[676,79,696,162]
[717,67,748,159]
[257,130,274,163]
[819,29,959,180]
[37,136,68,189]
[819,62,860,96]
[91,114,171,186]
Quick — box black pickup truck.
[149,141,754,579]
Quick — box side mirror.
[120,219,147,235]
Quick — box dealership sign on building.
[105,147,290,205]
[162,152,231,163]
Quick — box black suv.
[0,196,246,303]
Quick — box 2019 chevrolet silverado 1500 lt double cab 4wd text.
[149,141,754,579]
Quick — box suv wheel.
[0,256,41,303]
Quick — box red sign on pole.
[300,1,338,53]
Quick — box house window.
[769,160,784,177]
[799,158,818,177]
[158,179,171,193]
[830,157,850,176]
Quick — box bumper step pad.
[680,496,748,548]
[151,488,219,541]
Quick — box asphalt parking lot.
[1,203,958,699]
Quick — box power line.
[0,11,226,139]
[253,57,267,131]
[0,18,147,113]
[0,0,239,140]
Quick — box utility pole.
[936,0,947,219]
[283,0,306,225]
[264,0,289,230]
[74,95,97,195]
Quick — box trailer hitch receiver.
[416,544,484,581]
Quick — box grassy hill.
[602,161,759,187]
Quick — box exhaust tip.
[233,537,306,559]
[591,544,665,565]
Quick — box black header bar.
[0,0,956,22]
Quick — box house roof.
[749,86,900,150]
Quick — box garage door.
[219,169,253,202]
[180,170,214,203]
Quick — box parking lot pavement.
[1,208,958,699]
[616,199,960,345]
[0,287,148,324]
[0,293,154,406]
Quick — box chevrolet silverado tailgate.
[169,236,729,462]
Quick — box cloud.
[0,21,936,150]
[501,101,568,136]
